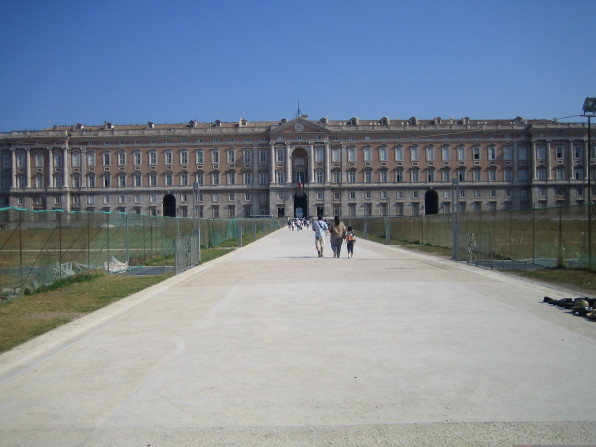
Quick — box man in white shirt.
[312,215,328,257]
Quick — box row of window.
[8,143,593,170]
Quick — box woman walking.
[328,215,347,258]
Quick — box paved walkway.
[1,228,596,446]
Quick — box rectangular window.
[556,167,565,180]
[181,172,188,186]
[457,146,465,161]
[244,172,252,184]
[165,173,173,186]
[427,170,434,182]
[196,150,204,164]
[103,175,111,188]
[363,148,371,162]
[259,150,267,163]
[197,172,204,185]
[243,149,251,163]
[519,169,528,181]
[364,171,372,183]
[379,147,387,162]
[165,151,173,165]
[71,152,81,168]
[503,146,512,160]
[396,171,403,183]
[315,147,324,162]
[349,191,356,199]
[259,173,268,184]
[103,152,110,166]
[118,174,126,187]
[316,170,324,183]
[332,148,341,162]
[411,147,418,162]
[473,170,481,182]
[395,147,403,161]
[212,172,220,185]
[118,152,126,166]
[537,145,546,160]
[442,169,450,182]
[348,148,356,162]
[134,174,142,187]
[227,149,235,163]
[54,153,63,167]
[379,170,387,183]
[88,174,96,188]
[212,150,220,164]
[181,151,188,165]
[473,147,480,160]
[149,152,157,165]
[489,170,496,182]
[411,170,418,182]
[556,145,564,159]
[150,173,157,186]
[333,171,341,183]
[134,152,141,165]
[488,147,496,161]
[519,147,528,160]
[442,147,449,161]
[277,148,285,162]
[348,171,356,183]
[426,147,434,161]
[504,169,512,181]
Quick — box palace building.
[0,115,592,218]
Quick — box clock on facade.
[294,123,304,132]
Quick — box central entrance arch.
[294,191,307,218]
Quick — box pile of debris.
[543,296,596,320]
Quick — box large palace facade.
[0,116,592,218]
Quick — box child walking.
[345,226,356,258]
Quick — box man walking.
[312,215,328,257]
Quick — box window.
[259,172,268,184]
[88,174,96,188]
[379,147,387,162]
[363,147,371,162]
[396,170,403,183]
[277,148,285,162]
[227,149,235,163]
[473,147,480,160]
[519,169,528,181]
[276,171,285,183]
[212,193,219,202]
[555,145,564,159]
[426,147,434,161]
[181,172,188,186]
[537,145,546,160]
[165,151,173,165]
[259,150,267,163]
[149,152,157,165]
[197,172,204,186]
[411,170,418,182]
[365,191,371,199]
[488,146,496,161]
[503,146,512,161]
[181,151,188,165]
[411,147,419,162]
[134,152,141,165]
[316,170,324,183]
[348,203,356,216]
[150,172,157,186]
[103,152,110,166]
[118,195,125,204]
[333,171,341,183]
[442,146,449,161]
[16,153,25,168]
[475,189,481,198]
[16,175,25,188]
[427,170,434,182]
[229,193,236,201]
[244,192,251,201]
[315,147,324,162]
[244,172,252,184]
[379,170,387,183]
[35,153,44,167]
[103,175,111,188]
[458,169,465,182]
[212,172,220,185]
[118,173,126,187]
[364,170,372,183]
[348,170,356,183]
[556,166,565,180]
[349,191,356,199]
[442,169,450,182]
[457,146,465,161]
[212,149,220,164]
[317,192,324,200]
[149,193,157,203]
[574,167,584,180]
[71,152,80,168]
[539,187,547,198]
[348,147,356,162]
[537,168,546,181]
[504,169,512,181]
[473,170,481,182]
[332,148,341,162]
[489,170,496,182]
[395,146,403,161]
[118,152,126,166]
[519,147,528,161]
[54,152,63,167]
[228,172,236,185]
[87,195,95,204]
[196,150,204,164]
[574,145,583,159]
[165,173,173,186]
[243,149,251,163]
[134,173,142,186]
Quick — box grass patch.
[0,271,172,353]
[507,267,596,296]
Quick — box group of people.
[287,218,309,231]
[311,215,356,258]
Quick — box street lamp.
[582,97,596,203]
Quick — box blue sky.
[0,0,594,132]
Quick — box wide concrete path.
[1,228,596,446]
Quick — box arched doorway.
[424,190,439,215]
[294,191,307,218]
[163,194,176,217]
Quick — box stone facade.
[0,116,592,218]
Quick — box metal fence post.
[237,218,242,247]
[58,211,63,279]
[106,212,111,273]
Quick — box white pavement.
[1,228,596,446]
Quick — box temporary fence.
[0,207,281,299]
[346,203,596,270]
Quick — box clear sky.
[0,0,594,132]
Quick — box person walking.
[328,215,347,258]
[345,226,356,258]
[312,215,328,257]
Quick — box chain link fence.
[346,203,596,270]
[0,208,281,298]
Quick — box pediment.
[270,117,329,135]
